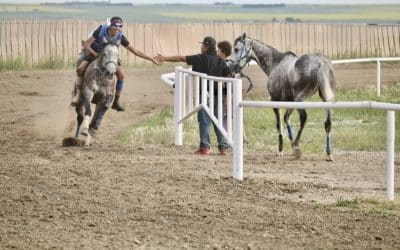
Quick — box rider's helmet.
[110,16,123,29]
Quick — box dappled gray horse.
[228,33,335,161]
[75,43,119,142]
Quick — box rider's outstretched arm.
[126,45,160,65]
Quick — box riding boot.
[112,95,125,112]
[71,76,83,106]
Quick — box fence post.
[377,60,381,97]
[188,75,193,115]
[227,82,233,141]
[387,110,395,201]
[174,66,183,145]
[232,78,243,180]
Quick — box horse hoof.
[80,128,89,136]
[88,128,97,138]
[84,134,91,146]
[293,147,302,159]
[61,137,85,147]
[326,155,333,162]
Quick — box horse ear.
[242,32,247,39]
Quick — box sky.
[1,0,400,4]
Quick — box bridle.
[98,43,119,79]
[230,38,253,70]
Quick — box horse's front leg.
[88,102,108,138]
[75,105,84,138]
[293,109,307,159]
[80,87,94,137]
[325,108,333,161]
[273,108,283,156]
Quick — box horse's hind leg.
[325,108,333,161]
[293,109,307,159]
[273,108,284,156]
[318,66,335,161]
[283,109,294,143]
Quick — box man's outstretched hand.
[151,56,161,65]
[154,54,165,64]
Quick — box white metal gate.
[169,66,242,147]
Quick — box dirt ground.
[1,63,400,249]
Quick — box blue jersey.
[91,25,123,53]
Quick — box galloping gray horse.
[228,33,336,161]
[75,43,119,144]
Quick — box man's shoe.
[112,97,125,112]
[218,148,229,155]
[112,101,125,112]
[195,147,210,155]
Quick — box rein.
[235,38,262,69]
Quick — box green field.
[0,3,399,24]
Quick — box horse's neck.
[252,40,286,76]
[94,56,103,69]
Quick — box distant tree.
[285,17,301,23]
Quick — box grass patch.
[318,197,400,217]
[33,57,66,70]
[121,85,400,153]
[0,58,25,71]
[0,57,67,71]
[120,109,177,145]
[0,57,179,72]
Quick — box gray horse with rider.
[71,16,160,111]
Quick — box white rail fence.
[235,97,399,201]
[161,58,399,201]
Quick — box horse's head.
[99,43,119,78]
[227,33,254,74]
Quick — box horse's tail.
[317,62,335,102]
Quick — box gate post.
[174,66,183,145]
[377,60,381,97]
[387,110,395,201]
[232,78,243,180]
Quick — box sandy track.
[0,64,400,249]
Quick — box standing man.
[71,16,160,111]
[156,36,231,155]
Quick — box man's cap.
[201,36,216,49]
[110,16,123,28]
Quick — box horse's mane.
[244,37,296,65]
[251,38,297,57]
[248,37,276,52]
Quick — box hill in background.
[0,3,399,24]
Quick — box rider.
[71,16,160,111]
